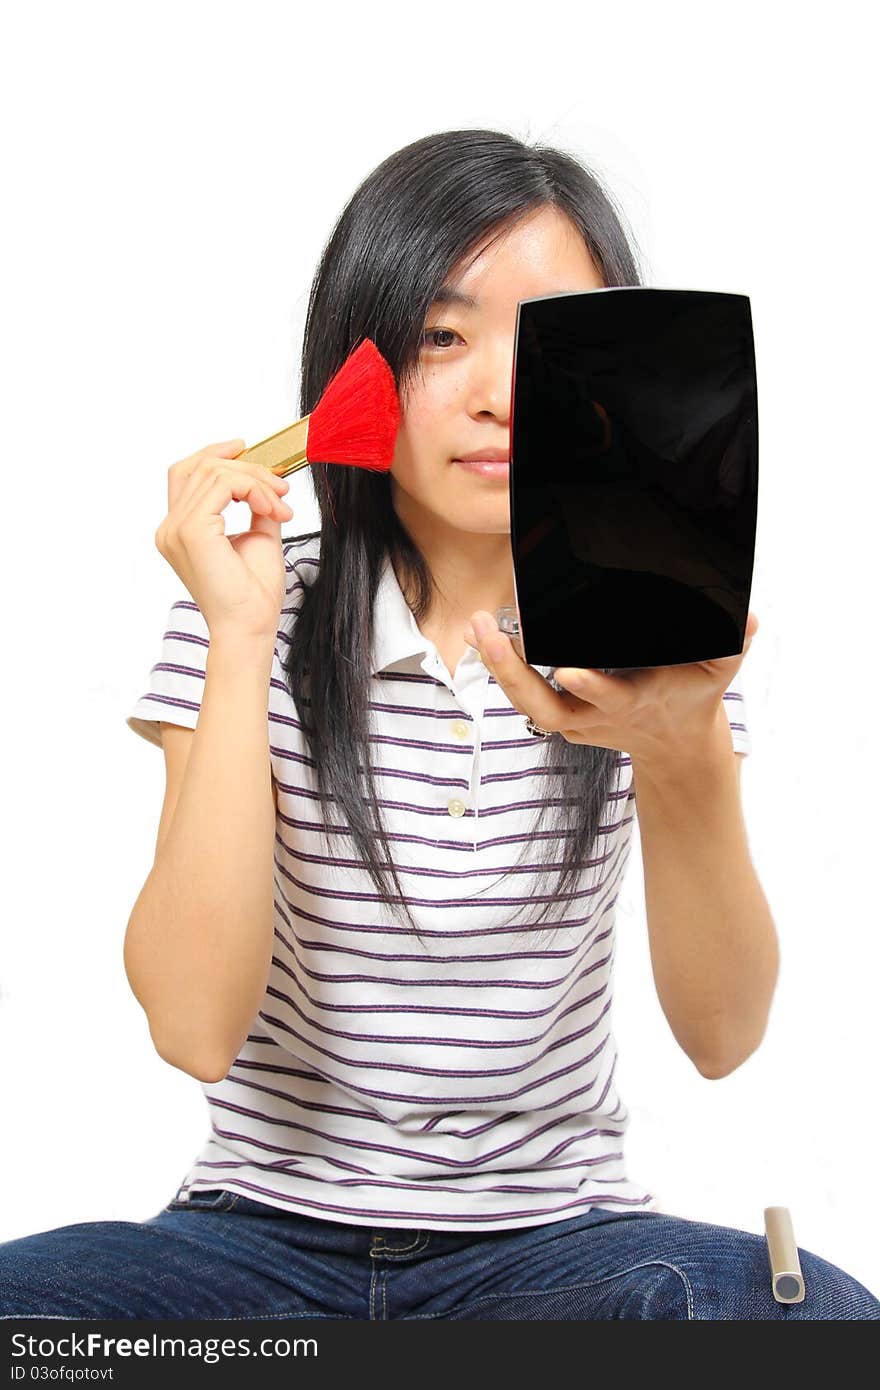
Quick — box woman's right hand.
[154,439,294,643]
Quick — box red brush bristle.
[306,339,399,472]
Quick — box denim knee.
[790,1248,880,1321]
[673,1230,880,1321]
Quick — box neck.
[391,493,515,631]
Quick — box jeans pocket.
[163,1187,239,1214]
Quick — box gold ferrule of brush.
[238,417,310,478]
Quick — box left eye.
[422,327,461,349]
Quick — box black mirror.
[508,287,758,671]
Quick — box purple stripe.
[210,1115,624,1160]
[375,669,438,683]
[265,717,556,761]
[274,850,627,908]
[367,731,583,754]
[180,1170,654,1223]
[283,548,318,569]
[266,730,579,782]
[226,1064,624,1147]
[210,1136,628,1179]
[257,970,611,1049]
[190,1152,626,1197]
[253,1000,613,1084]
[268,901,615,945]
[274,808,629,856]
[273,781,634,826]
[282,933,613,965]
[163,626,208,649]
[137,692,200,715]
[229,1038,623,1129]
[272,906,617,1006]
[267,930,614,1017]
[233,1056,617,1145]
[369,700,477,719]
[268,935,612,999]
[270,840,628,940]
[205,1093,584,1170]
[273,825,626,882]
[152,661,205,679]
[206,1061,614,1165]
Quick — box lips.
[454,449,510,463]
[452,456,510,478]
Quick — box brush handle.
[238,416,311,478]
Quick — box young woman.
[2,129,877,1321]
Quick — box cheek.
[411,375,461,428]
[394,379,461,474]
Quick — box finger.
[698,611,759,676]
[187,454,291,504]
[466,611,584,730]
[187,464,290,519]
[168,439,246,510]
[552,665,638,712]
[248,494,291,537]
[170,444,290,514]
[178,466,293,528]
[175,438,246,470]
[743,610,759,651]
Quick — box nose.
[466,336,514,424]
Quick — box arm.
[630,705,779,1079]
[458,605,774,1079]
[123,633,278,1083]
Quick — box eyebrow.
[429,284,479,310]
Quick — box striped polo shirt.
[126,531,751,1231]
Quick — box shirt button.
[451,719,470,740]
[447,797,467,818]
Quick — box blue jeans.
[2,1189,878,1320]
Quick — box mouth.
[452,457,510,478]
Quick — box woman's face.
[390,204,605,540]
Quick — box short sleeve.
[721,665,751,757]
[126,593,211,749]
[126,533,319,751]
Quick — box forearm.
[630,705,779,1077]
[124,636,277,1081]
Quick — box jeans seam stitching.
[420,1258,696,1320]
[378,1234,431,1260]
[372,1232,425,1256]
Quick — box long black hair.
[281,128,645,944]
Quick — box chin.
[451,514,511,537]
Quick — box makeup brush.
[237,337,399,479]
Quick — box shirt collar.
[370,552,434,675]
[369,550,553,680]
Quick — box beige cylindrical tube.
[764,1206,806,1303]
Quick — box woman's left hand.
[462,609,759,764]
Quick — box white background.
[2,0,878,1302]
